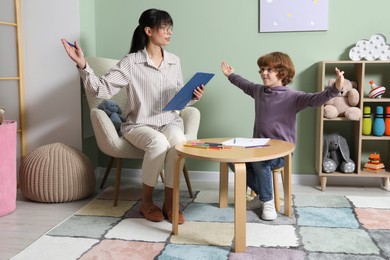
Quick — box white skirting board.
[94,168,387,188]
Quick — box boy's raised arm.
[221,61,235,77]
[334,67,345,91]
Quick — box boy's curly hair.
[257,52,295,86]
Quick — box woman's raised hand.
[61,38,86,69]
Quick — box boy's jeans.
[246,157,284,202]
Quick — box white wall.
[21,0,81,152]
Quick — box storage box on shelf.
[316,60,390,191]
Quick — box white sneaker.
[246,196,263,210]
[261,200,277,221]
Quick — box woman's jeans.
[236,157,284,202]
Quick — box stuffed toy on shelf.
[323,78,361,121]
[322,133,355,173]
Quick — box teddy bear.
[323,78,361,121]
[98,100,126,136]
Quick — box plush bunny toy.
[322,133,355,173]
[98,100,126,136]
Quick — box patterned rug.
[11,186,390,260]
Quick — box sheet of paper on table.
[222,138,270,148]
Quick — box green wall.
[80,0,390,174]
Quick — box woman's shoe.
[163,204,185,224]
[140,204,164,222]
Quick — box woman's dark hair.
[129,8,173,53]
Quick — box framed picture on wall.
[259,0,328,33]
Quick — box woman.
[62,8,204,224]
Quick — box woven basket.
[19,143,96,203]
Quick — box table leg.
[172,154,184,235]
[283,153,292,217]
[234,162,247,253]
[219,162,229,208]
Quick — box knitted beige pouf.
[19,143,96,203]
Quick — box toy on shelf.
[362,106,372,135]
[373,106,385,136]
[364,153,385,172]
[322,133,355,173]
[368,80,386,98]
[385,106,390,136]
[323,78,361,120]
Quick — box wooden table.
[171,138,295,253]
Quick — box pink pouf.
[0,121,17,216]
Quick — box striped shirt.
[79,48,195,132]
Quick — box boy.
[221,52,344,220]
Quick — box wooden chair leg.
[100,157,115,189]
[274,167,292,211]
[183,162,193,198]
[160,170,165,183]
[273,168,282,212]
[114,158,122,207]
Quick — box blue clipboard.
[163,72,214,111]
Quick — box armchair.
[84,56,199,206]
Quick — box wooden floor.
[0,190,94,259]
[1,179,390,259]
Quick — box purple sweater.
[228,73,340,144]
